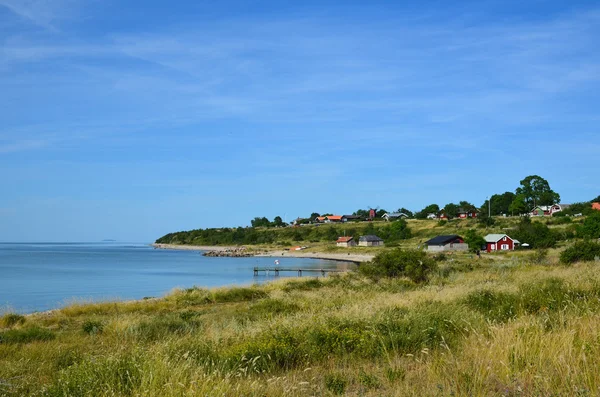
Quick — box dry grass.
[1,258,600,396]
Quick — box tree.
[396,208,414,218]
[464,229,486,252]
[509,194,528,216]
[459,201,477,212]
[481,192,516,216]
[592,195,600,203]
[415,204,439,219]
[375,209,387,218]
[515,175,560,209]
[353,209,369,218]
[272,216,286,227]
[443,203,459,219]
[386,219,411,241]
[251,217,271,228]
[310,213,321,220]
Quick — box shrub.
[360,249,437,283]
[511,217,560,248]
[560,240,600,264]
[530,248,549,264]
[134,314,202,342]
[578,212,600,239]
[45,353,143,397]
[358,371,381,389]
[82,320,103,335]
[246,298,300,319]
[0,326,55,344]
[212,287,268,303]
[437,220,447,227]
[464,290,519,323]
[282,278,324,292]
[324,373,347,395]
[1,313,26,328]
[464,229,486,252]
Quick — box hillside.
[155,216,583,252]
[2,254,600,395]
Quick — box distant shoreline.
[151,243,372,264]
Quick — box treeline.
[155,220,411,246]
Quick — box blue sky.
[1,0,599,242]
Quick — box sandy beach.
[151,243,373,263]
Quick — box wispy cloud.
[0,139,48,153]
[0,0,79,30]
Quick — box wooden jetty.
[253,267,346,277]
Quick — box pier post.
[253,267,258,276]
[298,269,302,277]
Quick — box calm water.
[0,242,344,314]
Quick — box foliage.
[508,193,528,216]
[360,249,437,283]
[443,203,459,219]
[325,373,347,395]
[0,326,55,344]
[415,204,439,219]
[396,207,414,218]
[577,212,600,239]
[250,216,271,228]
[510,217,559,248]
[515,175,560,208]
[464,229,486,252]
[481,192,516,216]
[82,320,103,335]
[560,241,600,264]
[0,313,26,328]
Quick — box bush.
[437,220,447,227]
[578,212,600,239]
[359,249,437,283]
[464,290,519,323]
[82,320,103,335]
[1,313,26,328]
[0,326,55,344]
[325,373,347,395]
[511,217,560,248]
[560,240,600,264]
[212,287,269,303]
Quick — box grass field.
[2,249,600,396]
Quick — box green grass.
[3,257,600,395]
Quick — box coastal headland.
[152,243,373,263]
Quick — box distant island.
[101,239,116,242]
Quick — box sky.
[1,0,599,242]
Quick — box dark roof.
[359,235,383,242]
[425,235,463,246]
[343,215,362,219]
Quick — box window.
[491,244,496,250]
[503,237,507,241]
[501,244,509,250]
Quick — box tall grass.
[2,260,600,395]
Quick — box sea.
[0,242,344,314]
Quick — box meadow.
[2,247,600,396]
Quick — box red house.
[484,234,519,252]
[457,208,478,219]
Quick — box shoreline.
[151,243,373,263]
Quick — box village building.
[484,234,520,252]
[530,204,570,216]
[325,215,344,223]
[424,235,468,252]
[457,208,478,218]
[336,236,356,247]
[426,213,437,219]
[343,215,363,222]
[593,202,600,211]
[382,212,409,221]
[314,216,327,223]
[358,235,384,247]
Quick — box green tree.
[464,229,486,252]
[386,219,412,241]
[375,209,387,218]
[443,203,459,219]
[396,208,414,218]
[592,195,600,203]
[251,217,271,228]
[416,204,439,219]
[353,209,369,218]
[509,194,528,216]
[481,192,516,216]
[310,213,321,220]
[272,216,285,227]
[511,217,559,249]
[515,175,560,209]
